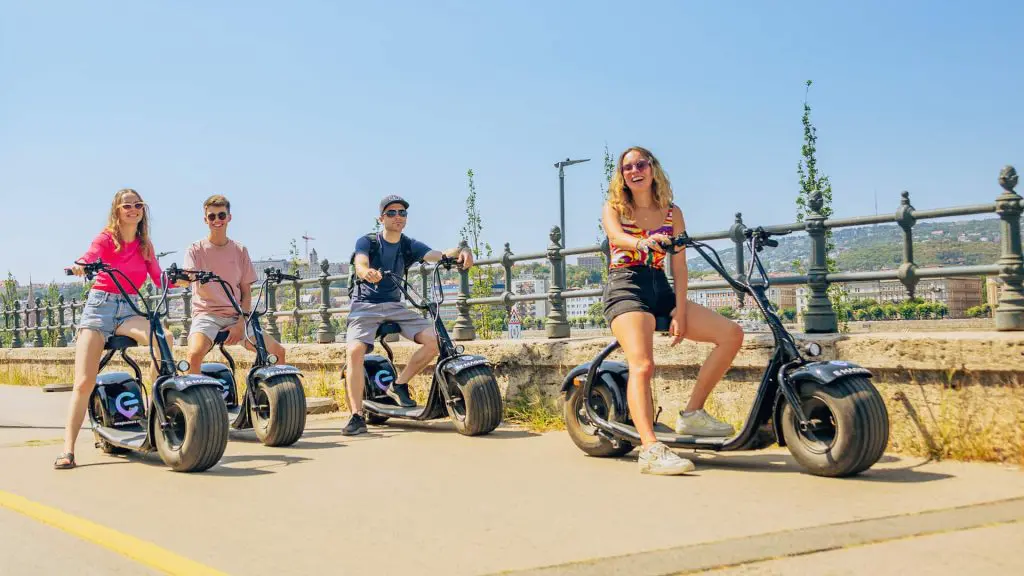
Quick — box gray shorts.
[78,289,143,339]
[189,313,239,343]
[346,301,434,345]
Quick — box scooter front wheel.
[446,365,503,436]
[781,376,889,477]
[250,374,307,447]
[155,387,229,472]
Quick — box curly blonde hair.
[608,146,674,220]
[104,188,152,259]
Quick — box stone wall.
[2,331,1022,463]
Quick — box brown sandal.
[53,452,75,469]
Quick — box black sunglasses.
[621,159,651,173]
[383,209,408,217]
[207,211,228,222]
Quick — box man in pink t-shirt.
[181,195,286,374]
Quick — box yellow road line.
[0,490,228,576]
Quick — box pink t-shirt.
[184,238,257,318]
[79,231,163,295]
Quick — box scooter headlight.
[267,354,278,364]
[805,342,822,357]
[177,360,190,372]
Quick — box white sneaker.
[675,409,736,437]
[638,442,696,476]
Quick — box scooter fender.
[251,364,303,384]
[772,360,874,447]
[559,361,630,416]
[157,374,226,394]
[439,355,490,377]
[787,360,872,385]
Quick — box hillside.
[686,217,1006,274]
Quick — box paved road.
[1,384,1023,575]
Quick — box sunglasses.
[383,209,408,217]
[206,211,228,222]
[621,159,651,173]
[120,202,145,211]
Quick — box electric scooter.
[67,260,229,472]
[562,227,890,477]
[344,256,503,436]
[180,266,307,447]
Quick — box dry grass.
[504,385,565,432]
[0,364,75,387]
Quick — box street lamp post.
[554,157,590,248]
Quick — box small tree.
[795,80,848,331]
[459,169,503,339]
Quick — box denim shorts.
[78,289,143,339]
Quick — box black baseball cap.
[379,195,409,214]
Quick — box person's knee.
[632,357,655,381]
[271,340,286,362]
[420,334,439,356]
[720,322,744,351]
[346,342,366,363]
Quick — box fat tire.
[250,374,307,447]
[155,387,229,473]
[781,376,889,477]
[447,365,503,436]
[564,380,634,458]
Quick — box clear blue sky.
[2,0,1021,284]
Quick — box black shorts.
[603,266,676,325]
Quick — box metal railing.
[2,165,1021,348]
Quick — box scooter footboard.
[90,373,147,429]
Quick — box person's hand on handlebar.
[67,265,86,277]
[640,234,671,253]
[455,246,474,270]
[360,268,383,284]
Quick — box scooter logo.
[374,370,394,391]
[114,391,139,419]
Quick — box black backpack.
[348,232,418,298]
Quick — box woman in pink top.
[54,188,173,470]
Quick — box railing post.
[56,295,68,347]
[316,259,336,344]
[266,282,281,341]
[12,301,22,348]
[33,297,44,347]
[501,242,514,320]
[803,191,838,333]
[419,264,429,319]
[45,297,55,347]
[995,165,1024,330]
[291,277,301,343]
[896,191,920,298]
[179,287,192,346]
[69,298,78,340]
[546,226,570,338]
[1,304,8,348]
[729,212,748,306]
[453,240,476,341]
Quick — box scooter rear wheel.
[155,387,229,472]
[250,374,307,447]
[564,380,634,457]
[781,376,889,477]
[446,365,503,436]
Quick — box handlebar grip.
[64,268,74,276]
[765,239,779,248]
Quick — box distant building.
[576,255,605,272]
[986,277,1003,314]
[796,277,984,319]
[512,274,548,320]
[566,292,601,319]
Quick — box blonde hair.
[608,146,674,220]
[203,194,231,212]
[104,188,152,259]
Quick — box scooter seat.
[213,330,229,345]
[104,335,137,351]
[376,322,402,338]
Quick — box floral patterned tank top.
[609,205,675,270]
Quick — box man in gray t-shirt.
[343,195,474,436]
